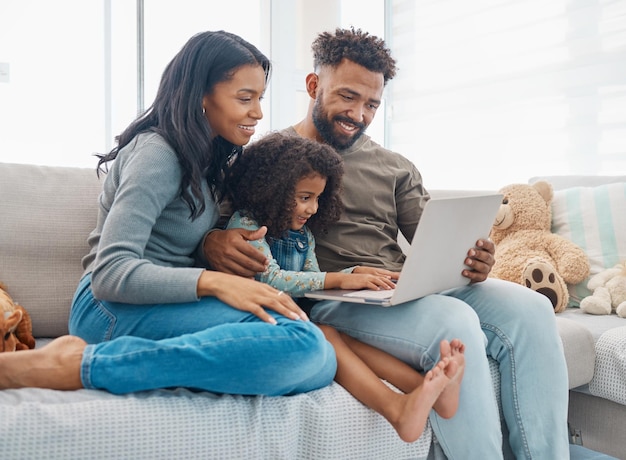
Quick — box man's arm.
[199,199,269,277]
[203,228,269,277]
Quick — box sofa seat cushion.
[589,326,626,406]
[0,383,432,460]
[559,307,626,406]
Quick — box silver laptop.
[305,193,503,306]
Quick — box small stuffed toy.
[0,282,36,352]
[579,262,626,318]
[489,181,590,313]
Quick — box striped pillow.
[550,182,626,306]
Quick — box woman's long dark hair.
[97,30,271,219]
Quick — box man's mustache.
[334,115,365,131]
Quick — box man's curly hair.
[226,132,344,238]
[312,27,397,84]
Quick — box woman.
[0,31,336,395]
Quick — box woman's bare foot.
[0,335,86,390]
[390,360,450,443]
[433,339,465,418]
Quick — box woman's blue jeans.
[69,274,337,396]
[310,278,569,460]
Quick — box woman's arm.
[91,137,205,304]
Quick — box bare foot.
[0,335,86,390]
[433,338,465,418]
[390,360,450,443]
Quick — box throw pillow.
[550,182,626,306]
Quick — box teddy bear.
[0,282,36,352]
[489,181,590,313]
[579,262,626,318]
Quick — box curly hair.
[312,27,397,84]
[226,132,344,238]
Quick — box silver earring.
[202,107,206,115]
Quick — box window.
[269,0,386,144]
[386,0,626,189]
[0,0,385,167]
[0,0,104,167]
[0,0,267,167]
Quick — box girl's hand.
[197,271,307,324]
[325,266,399,291]
[352,266,400,281]
[338,273,397,291]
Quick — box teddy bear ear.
[3,310,23,333]
[532,180,554,204]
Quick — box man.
[205,28,569,459]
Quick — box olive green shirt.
[282,127,430,272]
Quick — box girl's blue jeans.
[311,278,569,460]
[69,274,337,396]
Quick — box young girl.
[226,132,465,443]
[0,31,336,396]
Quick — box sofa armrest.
[556,317,596,389]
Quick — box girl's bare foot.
[433,339,465,418]
[0,335,86,390]
[390,360,450,443]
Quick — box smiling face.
[291,173,327,231]
[202,64,266,146]
[311,59,384,150]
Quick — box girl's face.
[202,64,266,146]
[291,173,327,231]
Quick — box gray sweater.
[83,132,216,304]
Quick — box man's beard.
[312,97,366,150]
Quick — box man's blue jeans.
[69,274,337,396]
[311,278,569,460]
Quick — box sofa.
[0,161,623,459]
[528,175,626,459]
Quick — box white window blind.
[386,0,626,190]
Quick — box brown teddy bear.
[1,282,36,352]
[489,181,590,313]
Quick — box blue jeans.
[69,274,337,395]
[310,278,569,460]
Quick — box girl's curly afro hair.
[226,132,344,239]
[312,27,397,84]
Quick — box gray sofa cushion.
[0,162,102,337]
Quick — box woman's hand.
[197,271,307,324]
[462,238,496,283]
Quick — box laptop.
[304,193,503,306]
